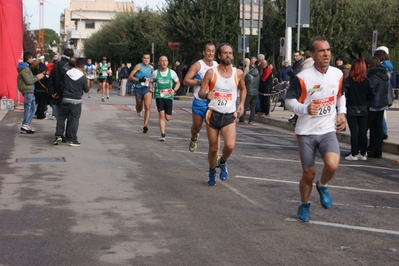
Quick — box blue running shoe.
[297,203,311,222]
[207,170,216,186]
[219,163,228,181]
[316,180,332,209]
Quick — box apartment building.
[60,0,134,57]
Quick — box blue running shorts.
[192,97,208,117]
[134,87,150,99]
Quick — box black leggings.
[347,115,367,156]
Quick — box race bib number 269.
[313,96,335,116]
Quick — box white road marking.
[237,132,294,137]
[235,175,399,195]
[285,218,399,236]
[172,149,399,171]
[181,107,192,113]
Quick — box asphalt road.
[1,89,399,265]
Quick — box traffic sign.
[280,38,285,56]
[168,41,180,50]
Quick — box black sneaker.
[53,136,63,145]
[69,142,81,147]
[367,151,382,158]
[288,116,298,123]
[20,125,35,134]
[143,126,148,133]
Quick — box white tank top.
[193,59,218,99]
[207,67,238,114]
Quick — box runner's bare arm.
[128,64,141,82]
[198,69,214,100]
[183,62,201,87]
[173,80,181,93]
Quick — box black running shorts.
[156,98,173,115]
[205,109,237,130]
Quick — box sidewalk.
[2,96,399,155]
[253,100,399,155]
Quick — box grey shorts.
[296,132,340,169]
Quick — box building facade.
[60,0,134,57]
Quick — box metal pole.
[297,0,301,51]
[257,0,262,56]
[285,27,292,64]
[79,8,82,57]
[242,0,245,65]
[151,43,154,64]
[249,0,253,57]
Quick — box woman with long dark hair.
[344,59,374,160]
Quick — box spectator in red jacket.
[258,59,273,117]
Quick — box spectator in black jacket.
[48,48,74,106]
[119,63,130,96]
[239,65,260,124]
[344,59,374,161]
[288,51,304,123]
[366,56,390,158]
[289,50,304,80]
[53,58,89,147]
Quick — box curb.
[253,115,399,156]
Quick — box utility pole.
[38,0,44,56]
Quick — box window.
[85,21,95,29]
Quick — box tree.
[259,0,287,65]
[23,23,36,56]
[83,7,168,66]
[351,0,399,60]
[81,0,399,69]
[163,0,239,64]
[295,0,357,58]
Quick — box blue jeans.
[52,104,57,117]
[22,93,36,125]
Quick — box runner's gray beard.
[220,58,232,65]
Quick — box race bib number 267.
[213,92,233,107]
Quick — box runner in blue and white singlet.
[84,58,96,98]
[197,43,246,186]
[183,43,218,152]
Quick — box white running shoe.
[356,154,367,161]
[345,154,358,161]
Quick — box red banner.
[0,0,24,103]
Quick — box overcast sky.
[24,0,166,34]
